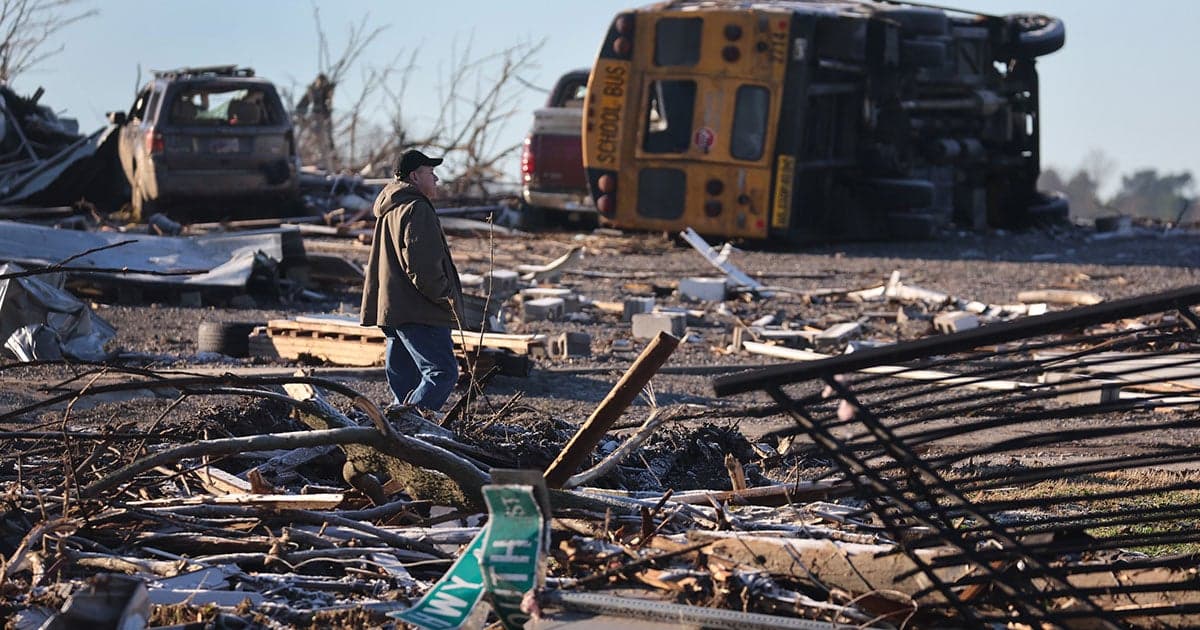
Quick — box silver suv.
[111,65,298,220]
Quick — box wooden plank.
[266,317,545,353]
[193,466,253,495]
[130,493,344,510]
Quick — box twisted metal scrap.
[714,286,1200,628]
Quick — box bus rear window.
[654,18,702,66]
[637,168,686,219]
[731,85,769,161]
[643,80,696,154]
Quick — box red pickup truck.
[519,69,591,223]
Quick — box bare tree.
[403,36,546,199]
[293,5,388,171]
[0,0,96,84]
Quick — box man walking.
[361,149,464,416]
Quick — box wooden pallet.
[249,317,536,376]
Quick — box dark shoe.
[384,402,415,420]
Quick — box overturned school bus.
[581,2,1066,241]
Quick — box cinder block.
[522,297,565,322]
[631,312,686,339]
[550,331,592,359]
[678,277,727,302]
[458,273,484,291]
[485,269,520,297]
[622,296,656,322]
[1042,371,1123,405]
[521,287,581,313]
[934,311,980,334]
[814,321,862,352]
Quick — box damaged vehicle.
[111,65,299,221]
[581,1,1067,241]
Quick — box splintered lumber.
[1017,289,1104,306]
[544,331,680,488]
[192,465,253,495]
[669,481,849,506]
[691,530,970,606]
[127,493,344,510]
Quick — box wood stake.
[543,331,679,488]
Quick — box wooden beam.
[544,332,680,488]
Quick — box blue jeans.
[381,324,459,411]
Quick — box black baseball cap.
[394,149,443,179]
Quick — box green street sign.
[390,531,486,630]
[391,481,546,630]
[481,485,546,630]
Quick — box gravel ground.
[5,223,1200,467]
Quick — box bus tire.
[859,178,935,208]
[1009,14,1065,58]
[197,321,260,358]
[900,39,947,69]
[1025,191,1070,225]
[886,212,939,240]
[876,7,948,36]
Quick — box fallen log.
[283,381,489,510]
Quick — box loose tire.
[197,321,260,358]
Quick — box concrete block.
[678,277,727,302]
[933,311,980,334]
[631,312,686,339]
[622,296,656,322]
[521,287,582,313]
[458,273,484,291]
[550,332,592,359]
[814,321,862,352]
[1042,371,1123,405]
[485,269,520,297]
[522,297,565,322]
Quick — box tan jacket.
[360,180,464,328]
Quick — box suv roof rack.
[151,65,256,79]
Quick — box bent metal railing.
[713,285,1200,628]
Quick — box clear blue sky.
[19,1,1200,193]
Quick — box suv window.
[167,85,278,126]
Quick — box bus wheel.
[1008,14,1065,58]
[1024,191,1070,226]
[859,178,935,208]
[887,212,939,240]
[875,7,948,36]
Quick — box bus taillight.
[598,174,616,194]
[705,200,724,217]
[597,194,615,216]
